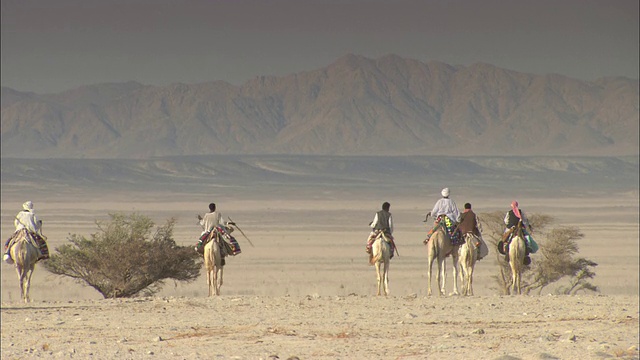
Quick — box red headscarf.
[511,200,521,219]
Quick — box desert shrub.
[479,211,598,295]
[530,227,599,295]
[44,213,201,298]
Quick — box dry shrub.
[532,227,598,295]
[479,211,598,295]
[44,213,201,298]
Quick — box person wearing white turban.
[4,201,48,263]
[423,188,461,243]
[14,201,40,234]
[430,188,460,224]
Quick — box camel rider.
[195,202,241,262]
[3,201,49,263]
[423,188,462,245]
[365,202,396,259]
[501,200,538,262]
[196,202,225,252]
[457,203,489,260]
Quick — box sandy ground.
[1,189,638,359]
[1,294,638,359]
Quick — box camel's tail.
[510,236,525,268]
[514,239,524,265]
[460,246,470,269]
[370,250,382,265]
[464,236,476,267]
[370,238,383,265]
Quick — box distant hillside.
[1,155,637,198]
[1,54,638,158]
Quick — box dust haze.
[1,155,638,359]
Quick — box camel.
[204,231,224,297]
[508,232,526,295]
[426,225,460,296]
[458,233,478,296]
[370,232,391,296]
[9,230,40,303]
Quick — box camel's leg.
[459,268,465,296]
[437,255,446,296]
[24,267,34,303]
[462,272,468,296]
[215,271,218,296]
[450,252,459,296]
[207,268,212,297]
[465,258,472,296]
[509,260,518,295]
[468,265,474,296]
[15,267,22,301]
[516,245,523,294]
[212,269,217,297]
[467,245,476,296]
[457,246,465,295]
[383,260,389,296]
[16,266,27,303]
[469,245,477,296]
[216,266,224,296]
[212,269,217,296]
[213,267,219,296]
[427,252,435,296]
[375,262,382,296]
[458,251,466,296]
[464,256,474,296]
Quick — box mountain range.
[1,54,638,158]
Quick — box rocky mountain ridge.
[1,54,638,158]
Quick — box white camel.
[458,233,478,296]
[426,226,460,296]
[204,231,224,297]
[370,232,391,296]
[9,230,40,303]
[508,232,526,295]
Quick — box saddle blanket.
[4,229,48,259]
[216,226,241,256]
[429,216,463,246]
[224,236,241,256]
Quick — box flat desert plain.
[1,187,638,359]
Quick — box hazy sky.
[1,0,638,94]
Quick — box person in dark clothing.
[457,203,488,260]
[365,202,396,259]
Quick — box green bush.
[44,213,201,298]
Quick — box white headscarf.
[441,188,450,198]
[22,201,33,212]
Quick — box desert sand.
[1,187,638,359]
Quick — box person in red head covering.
[504,200,528,229]
[501,200,537,263]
